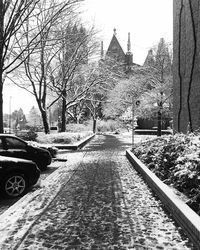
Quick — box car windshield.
[5,138,26,149]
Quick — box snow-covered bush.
[97,119,122,132]
[133,133,200,215]
[16,128,38,141]
[36,131,93,144]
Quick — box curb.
[53,134,95,150]
[135,129,172,135]
[126,149,200,249]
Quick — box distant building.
[101,28,140,73]
[102,30,171,130]
[106,28,126,63]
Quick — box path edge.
[54,133,95,150]
[126,149,200,249]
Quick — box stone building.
[102,29,157,129]
[102,28,139,72]
[173,0,200,133]
[104,30,173,130]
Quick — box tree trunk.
[61,90,66,132]
[0,2,4,133]
[41,109,50,134]
[0,78,3,133]
[157,109,162,136]
[93,118,97,133]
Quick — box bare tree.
[0,0,39,132]
[47,24,100,132]
[7,0,83,133]
[140,38,173,136]
[0,0,83,133]
[84,80,107,133]
[103,73,148,119]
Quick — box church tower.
[105,28,125,63]
[103,29,139,72]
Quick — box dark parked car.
[0,156,40,198]
[0,134,52,171]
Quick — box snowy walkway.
[4,134,195,249]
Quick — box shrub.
[133,133,200,215]
[16,129,38,141]
[97,119,121,132]
[65,122,93,133]
[36,131,93,144]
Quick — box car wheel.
[2,173,28,198]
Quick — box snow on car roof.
[0,134,17,137]
[0,155,34,164]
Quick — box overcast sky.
[82,0,173,65]
[4,0,173,115]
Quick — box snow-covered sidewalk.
[0,134,194,249]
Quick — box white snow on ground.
[0,132,193,249]
[11,134,193,249]
[0,151,84,249]
[0,132,147,249]
[116,132,156,147]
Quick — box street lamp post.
[132,96,135,149]
[9,96,12,134]
[132,98,140,150]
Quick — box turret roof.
[106,29,125,61]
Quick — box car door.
[0,137,8,156]
[3,137,30,160]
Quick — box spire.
[125,32,133,70]
[106,28,125,62]
[127,32,131,52]
[143,49,155,67]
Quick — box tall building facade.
[173,0,200,133]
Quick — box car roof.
[0,134,26,142]
[0,155,34,164]
[0,134,17,137]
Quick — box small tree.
[12,108,27,130]
[48,24,99,132]
[134,38,173,136]
[27,106,42,128]
[85,91,104,133]
[103,72,148,119]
